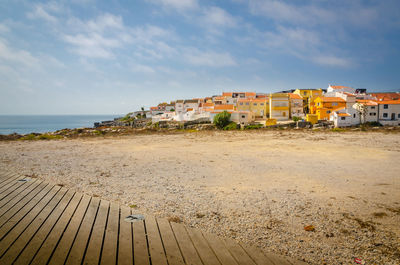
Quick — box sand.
[1,130,399,264]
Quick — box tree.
[213,111,231,129]
[356,103,368,124]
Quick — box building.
[354,100,378,123]
[209,111,255,126]
[269,93,289,121]
[165,103,175,112]
[183,99,200,112]
[314,96,346,120]
[369,92,400,101]
[175,100,184,114]
[213,96,227,105]
[331,107,359,127]
[293,88,323,113]
[213,104,236,112]
[377,100,400,126]
[237,98,268,118]
[327,85,356,94]
[288,93,304,118]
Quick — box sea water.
[0,115,121,135]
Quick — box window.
[303,92,307,95]
[327,110,331,114]
[246,102,249,105]
[398,114,400,118]
[383,113,388,118]
[371,106,375,109]
[353,114,356,118]
[341,117,346,120]
[384,104,388,109]
[260,103,264,106]
[283,112,286,117]
[241,115,245,118]
[332,103,338,106]
[239,102,243,105]
[253,103,257,106]
[317,102,320,106]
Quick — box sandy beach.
[1,130,399,264]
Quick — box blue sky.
[1,0,400,114]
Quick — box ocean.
[0,115,121,135]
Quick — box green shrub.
[292,116,301,122]
[213,111,231,129]
[223,122,238,130]
[365,121,382,127]
[331,127,345,132]
[244,124,263,130]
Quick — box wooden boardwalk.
[0,171,306,265]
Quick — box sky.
[1,0,400,115]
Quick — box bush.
[244,124,263,130]
[213,111,231,129]
[331,127,344,132]
[223,122,238,130]
[292,116,301,122]
[364,121,382,127]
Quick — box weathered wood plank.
[118,206,133,265]
[100,202,119,265]
[0,172,15,184]
[239,243,276,265]
[156,218,185,265]
[0,174,26,199]
[171,222,203,265]
[202,232,238,265]
[133,219,150,265]
[262,252,292,265]
[12,189,76,265]
[0,187,68,264]
[0,184,56,240]
[82,199,109,265]
[0,172,19,189]
[186,227,221,265]
[144,215,168,265]
[223,238,256,265]
[65,197,100,265]
[29,192,83,265]
[0,179,38,208]
[0,181,45,222]
[47,195,91,265]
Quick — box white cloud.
[202,6,237,28]
[27,4,58,23]
[184,49,237,67]
[132,64,156,74]
[0,24,10,33]
[0,39,39,67]
[312,55,352,67]
[146,0,198,11]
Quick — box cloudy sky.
[1,0,399,114]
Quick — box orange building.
[314,97,346,120]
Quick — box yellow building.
[314,97,346,120]
[293,89,323,114]
[269,93,289,120]
[237,98,268,118]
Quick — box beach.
[1,130,399,264]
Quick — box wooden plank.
[118,206,133,265]
[156,218,185,265]
[47,195,92,265]
[0,174,25,198]
[223,238,256,265]
[170,222,203,265]
[65,197,100,265]
[144,215,168,265]
[0,171,14,183]
[0,179,38,208]
[0,183,56,240]
[100,202,119,265]
[82,200,109,265]
[186,227,221,265]
[239,243,276,265]
[202,232,238,265]
[12,190,76,265]
[133,219,150,265]
[0,187,68,264]
[0,181,45,222]
[0,172,18,187]
[29,192,83,265]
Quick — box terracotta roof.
[318,97,346,103]
[288,93,303,99]
[214,96,225,100]
[377,100,400,105]
[369,93,400,101]
[222,92,233,97]
[214,104,235,110]
[342,92,356,97]
[338,113,351,117]
[202,103,214,107]
[356,100,378,106]
[245,92,256,97]
[150,107,158,110]
[184,99,199,104]
[176,100,184,103]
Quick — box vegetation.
[292,116,302,122]
[19,133,62,141]
[244,124,263,130]
[213,111,231,129]
[331,127,345,132]
[223,122,239,130]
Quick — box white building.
[289,93,304,118]
[183,99,200,112]
[377,101,400,126]
[331,107,359,127]
[327,85,356,94]
[175,100,184,114]
[354,100,378,123]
